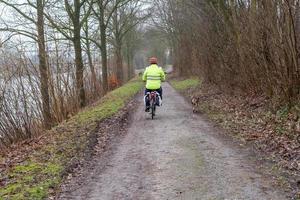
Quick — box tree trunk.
[83,15,98,94]
[126,42,134,80]
[127,48,132,80]
[73,1,86,107]
[37,0,52,129]
[116,43,123,84]
[86,37,98,93]
[99,3,108,93]
[294,2,300,96]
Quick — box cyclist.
[142,57,166,112]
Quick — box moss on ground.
[0,78,144,200]
[169,77,200,91]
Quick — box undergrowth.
[0,78,144,200]
[171,77,300,198]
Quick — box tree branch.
[0,0,36,24]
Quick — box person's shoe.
[145,106,150,112]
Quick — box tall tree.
[123,26,141,80]
[92,0,131,93]
[45,0,92,107]
[82,10,99,94]
[109,0,145,84]
[37,0,52,128]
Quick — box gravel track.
[59,82,288,200]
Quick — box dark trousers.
[144,87,162,107]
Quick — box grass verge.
[0,77,144,200]
[169,77,200,91]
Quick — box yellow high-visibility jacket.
[142,64,166,90]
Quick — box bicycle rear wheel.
[151,102,155,119]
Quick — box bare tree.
[159,0,300,105]
[109,0,147,84]
[92,0,131,93]
[82,8,100,94]
[0,0,52,128]
[45,0,93,107]
[122,26,141,80]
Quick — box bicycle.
[148,91,160,120]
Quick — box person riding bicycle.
[142,57,166,112]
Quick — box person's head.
[149,57,158,65]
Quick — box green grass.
[73,80,143,124]
[0,77,144,200]
[170,77,200,91]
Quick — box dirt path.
[59,83,288,200]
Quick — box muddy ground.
[57,83,290,200]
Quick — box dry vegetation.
[157,0,300,153]
[0,78,143,199]
[0,0,147,147]
[170,77,300,198]
[161,0,300,197]
[156,0,300,106]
